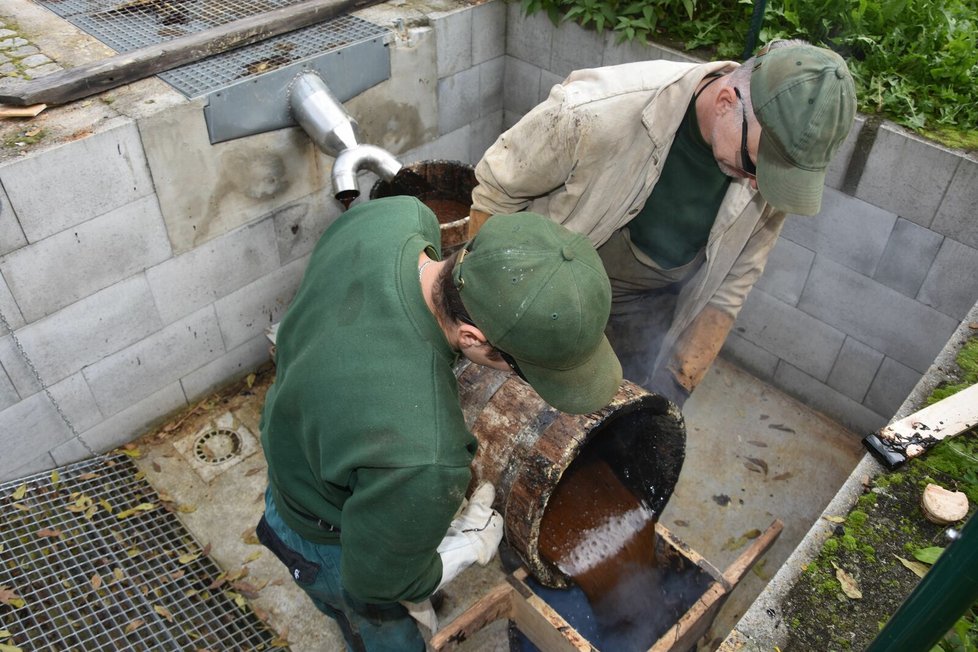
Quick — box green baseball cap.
[751,43,857,216]
[453,213,622,415]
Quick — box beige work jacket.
[472,59,786,373]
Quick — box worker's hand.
[435,483,504,590]
[467,209,491,240]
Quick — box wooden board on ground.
[0,0,381,106]
[432,520,783,652]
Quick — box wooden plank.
[648,520,782,652]
[0,104,47,117]
[648,581,727,652]
[508,573,597,652]
[867,383,978,467]
[720,519,783,585]
[0,0,379,106]
[430,582,516,651]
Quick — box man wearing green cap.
[257,195,621,651]
[468,39,856,408]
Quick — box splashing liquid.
[538,450,691,650]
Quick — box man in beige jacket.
[468,39,857,408]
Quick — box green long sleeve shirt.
[261,196,477,604]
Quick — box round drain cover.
[194,428,242,464]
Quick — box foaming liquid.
[539,454,674,650]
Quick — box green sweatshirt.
[260,196,476,604]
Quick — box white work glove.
[400,598,439,633]
[435,482,504,591]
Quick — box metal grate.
[0,455,282,650]
[32,0,389,98]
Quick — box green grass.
[519,0,978,150]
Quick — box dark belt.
[282,493,341,533]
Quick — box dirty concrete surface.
[130,354,863,651]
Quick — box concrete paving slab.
[665,358,865,649]
[129,356,864,651]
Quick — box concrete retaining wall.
[1,0,976,480]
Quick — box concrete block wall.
[0,4,508,481]
[500,6,978,434]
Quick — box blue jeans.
[258,489,425,652]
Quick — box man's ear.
[457,322,489,349]
[715,85,738,115]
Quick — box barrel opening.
[370,160,475,253]
[528,395,686,588]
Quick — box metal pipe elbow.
[332,144,403,203]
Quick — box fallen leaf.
[912,546,944,565]
[169,570,186,581]
[11,484,27,500]
[225,590,247,610]
[124,618,145,634]
[0,629,11,639]
[113,568,126,583]
[241,529,259,545]
[721,536,747,551]
[745,457,769,475]
[100,499,114,514]
[751,559,770,581]
[50,470,60,488]
[0,644,23,652]
[0,586,26,609]
[91,574,103,590]
[11,503,31,512]
[822,515,845,524]
[178,552,201,565]
[152,462,162,473]
[226,567,247,582]
[243,550,262,563]
[153,605,174,622]
[66,495,94,512]
[116,503,157,519]
[175,504,197,514]
[245,467,263,477]
[233,581,261,599]
[78,472,100,480]
[246,373,256,388]
[37,528,62,538]
[832,562,862,599]
[895,555,929,578]
[84,505,98,520]
[119,447,142,459]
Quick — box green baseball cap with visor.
[751,42,857,216]
[452,213,622,415]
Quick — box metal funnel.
[289,71,402,206]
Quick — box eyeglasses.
[734,87,757,178]
[497,350,529,383]
[456,313,528,382]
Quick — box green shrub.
[519,0,978,147]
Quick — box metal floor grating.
[0,454,282,650]
[32,0,389,98]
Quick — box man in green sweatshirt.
[257,195,622,651]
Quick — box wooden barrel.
[370,159,474,253]
[456,362,686,588]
